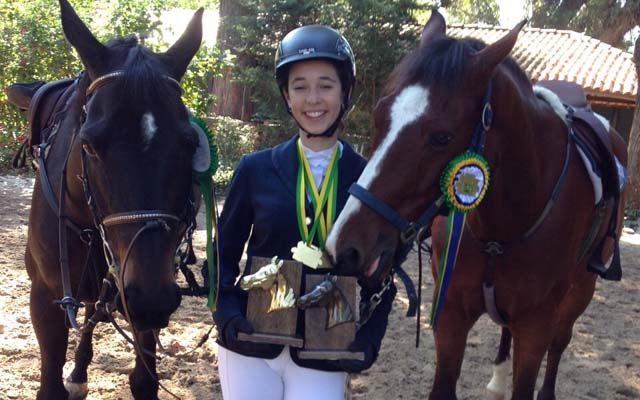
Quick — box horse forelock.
[89,44,187,151]
[120,46,177,111]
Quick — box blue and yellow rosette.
[430,151,490,329]
[189,115,219,312]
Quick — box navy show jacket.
[213,135,396,371]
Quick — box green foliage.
[528,0,640,48]
[0,0,224,171]
[220,0,428,144]
[445,0,500,25]
[183,44,229,116]
[207,116,258,170]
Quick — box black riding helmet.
[275,25,356,137]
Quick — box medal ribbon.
[296,140,339,248]
[429,151,490,329]
[429,211,466,330]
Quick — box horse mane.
[384,35,532,95]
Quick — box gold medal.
[291,241,331,269]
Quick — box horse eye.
[429,131,453,148]
[82,143,97,157]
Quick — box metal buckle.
[400,223,419,243]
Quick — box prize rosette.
[439,151,490,213]
[189,115,219,311]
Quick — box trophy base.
[237,332,304,347]
[297,350,365,361]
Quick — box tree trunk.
[626,35,640,221]
[211,0,253,120]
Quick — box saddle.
[5,80,46,111]
[536,80,625,280]
[7,78,77,168]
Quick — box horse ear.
[58,0,107,78]
[420,9,446,48]
[468,19,527,81]
[162,8,204,80]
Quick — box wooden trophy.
[237,256,304,347]
[297,274,364,360]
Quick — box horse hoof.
[486,389,505,400]
[65,380,88,400]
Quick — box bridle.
[347,78,573,333]
[348,83,494,268]
[52,69,199,399]
[53,70,196,332]
[345,83,494,342]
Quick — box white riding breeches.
[217,346,348,400]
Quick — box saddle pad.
[533,84,624,205]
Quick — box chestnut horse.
[326,10,627,400]
[21,1,204,399]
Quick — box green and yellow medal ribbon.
[295,140,339,249]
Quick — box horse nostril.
[335,247,362,276]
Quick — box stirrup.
[587,242,622,281]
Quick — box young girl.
[213,25,396,400]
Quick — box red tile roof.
[448,25,638,108]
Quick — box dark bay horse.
[326,10,627,400]
[21,1,204,399]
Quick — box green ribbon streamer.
[190,115,219,311]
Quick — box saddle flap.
[27,78,77,151]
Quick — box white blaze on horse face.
[141,112,157,150]
[326,85,429,256]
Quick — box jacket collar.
[271,134,363,198]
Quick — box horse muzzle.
[332,244,395,290]
[115,282,182,331]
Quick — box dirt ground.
[0,173,639,400]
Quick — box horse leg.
[30,282,70,400]
[534,330,570,400]
[537,277,596,400]
[429,309,476,400]
[487,327,512,400]
[65,304,96,400]
[510,314,555,400]
[129,330,159,400]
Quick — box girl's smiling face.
[284,59,343,140]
